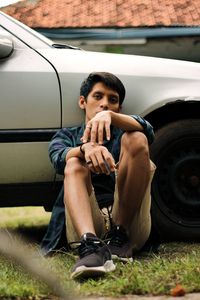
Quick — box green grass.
[0,207,200,298]
[0,207,51,228]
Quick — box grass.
[0,207,51,228]
[0,207,200,298]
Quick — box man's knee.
[121,131,149,157]
[64,157,87,177]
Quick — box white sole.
[112,254,133,263]
[71,260,116,280]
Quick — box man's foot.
[105,225,133,262]
[71,233,115,280]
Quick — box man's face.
[79,82,121,123]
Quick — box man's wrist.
[80,142,100,156]
[80,143,85,155]
[80,142,91,158]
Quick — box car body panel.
[0,142,55,183]
[0,27,61,129]
[38,48,200,127]
[0,16,61,187]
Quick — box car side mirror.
[0,31,14,59]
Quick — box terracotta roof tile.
[1,0,200,28]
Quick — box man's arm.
[49,128,83,174]
[129,114,154,144]
[111,111,144,131]
[49,126,114,175]
[82,110,154,145]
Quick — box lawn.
[0,207,200,299]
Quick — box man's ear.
[79,96,86,110]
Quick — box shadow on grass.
[6,225,48,245]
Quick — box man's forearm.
[110,111,144,131]
[111,112,154,144]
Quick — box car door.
[0,26,61,209]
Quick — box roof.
[1,0,200,29]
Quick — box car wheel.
[150,119,200,242]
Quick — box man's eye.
[94,94,101,100]
[110,98,118,104]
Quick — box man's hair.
[80,72,126,105]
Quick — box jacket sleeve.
[48,128,74,175]
[131,115,155,144]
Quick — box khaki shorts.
[66,160,156,253]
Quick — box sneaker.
[105,225,133,262]
[71,233,115,280]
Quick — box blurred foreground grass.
[0,206,51,228]
[0,207,200,298]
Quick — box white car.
[1,11,200,241]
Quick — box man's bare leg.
[114,131,151,233]
[64,157,116,279]
[64,157,95,238]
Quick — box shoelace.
[105,226,128,247]
[69,237,102,258]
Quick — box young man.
[49,72,155,280]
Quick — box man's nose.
[100,97,109,109]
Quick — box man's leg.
[64,157,95,238]
[115,131,151,230]
[64,157,115,279]
[107,131,155,260]
[65,157,106,242]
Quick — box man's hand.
[82,142,115,175]
[82,111,112,145]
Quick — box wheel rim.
[152,136,200,226]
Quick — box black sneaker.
[105,225,133,262]
[71,233,115,280]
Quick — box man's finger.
[105,122,111,141]
[106,157,116,172]
[90,122,98,145]
[90,155,101,174]
[82,124,91,143]
[95,152,109,174]
[103,151,116,172]
[98,121,104,145]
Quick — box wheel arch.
[144,99,200,132]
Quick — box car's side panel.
[0,28,61,129]
[0,26,61,188]
[0,141,55,183]
[38,49,200,127]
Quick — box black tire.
[150,119,200,242]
